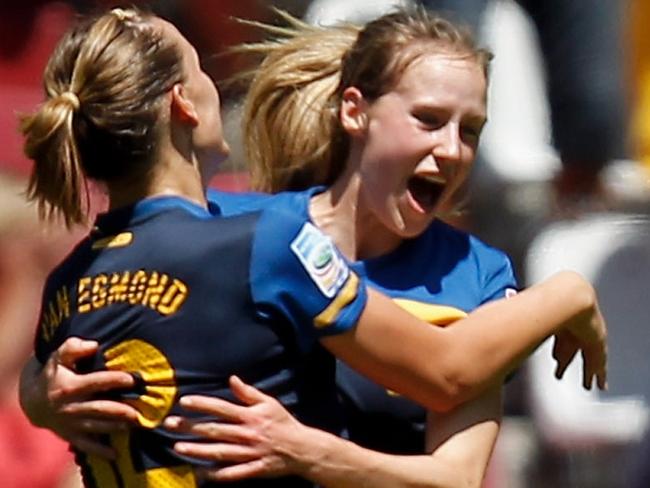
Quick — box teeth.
[416,174,446,185]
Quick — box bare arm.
[323,270,606,412]
[423,386,502,488]
[165,377,501,488]
[19,270,605,455]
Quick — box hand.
[19,337,139,458]
[554,300,607,391]
[164,375,311,482]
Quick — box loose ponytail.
[22,91,86,227]
[21,8,184,227]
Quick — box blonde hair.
[20,7,184,227]
[240,7,492,192]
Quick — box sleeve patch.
[290,222,350,298]
[314,273,360,329]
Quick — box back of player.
[34,197,362,487]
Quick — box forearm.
[167,378,502,487]
[19,355,46,427]
[443,271,596,401]
[301,387,501,488]
[425,386,502,488]
[297,427,464,488]
[324,271,599,412]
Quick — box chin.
[204,148,230,175]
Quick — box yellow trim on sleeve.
[314,273,360,329]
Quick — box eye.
[414,112,444,130]
[460,123,484,145]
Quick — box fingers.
[64,417,130,434]
[54,337,99,368]
[44,339,134,404]
[174,441,257,464]
[553,329,608,392]
[229,376,267,405]
[164,416,251,444]
[178,395,247,421]
[63,370,136,399]
[596,352,608,391]
[581,342,608,391]
[595,340,608,391]
[197,460,269,482]
[60,399,139,423]
[46,370,136,408]
[552,332,579,380]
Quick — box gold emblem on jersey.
[92,231,134,250]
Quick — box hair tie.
[111,8,136,21]
[59,91,80,112]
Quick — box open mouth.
[407,174,446,213]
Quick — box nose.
[432,124,462,163]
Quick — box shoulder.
[206,189,271,216]
[427,220,511,266]
[252,209,347,296]
[423,220,517,298]
[207,188,316,219]
[252,204,313,249]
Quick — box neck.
[107,154,207,211]
[310,167,403,261]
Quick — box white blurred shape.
[305,0,414,25]
[479,0,560,182]
[526,214,650,447]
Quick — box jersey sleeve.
[249,208,368,352]
[479,251,520,382]
[480,251,519,304]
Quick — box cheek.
[455,146,476,175]
[458,157,474,179]
[445,158,474,198]
[361,157,403,195]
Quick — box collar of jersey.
[94,195,211,233]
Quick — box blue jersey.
[35,196,367,488]
[208,188,517,454]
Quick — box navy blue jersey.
[209,188,518,454]
[35,196,366,487]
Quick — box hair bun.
[59,91,80,112]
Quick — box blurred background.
[1,1,649,486]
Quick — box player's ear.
[340,87,368,137]
[171,83,199,127]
